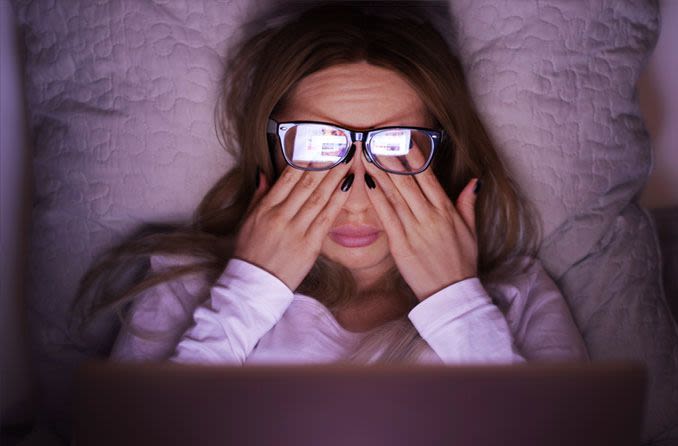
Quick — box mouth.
[329,225,381,248]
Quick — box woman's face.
[273,61,432,285]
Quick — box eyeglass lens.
[282,124,349,169]
[281,123,433,173]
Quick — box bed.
[1,0,677,444]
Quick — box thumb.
[246,167,269,215]
[455,178,480,234]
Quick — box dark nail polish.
[343,144,356,164]
[364,173,376,189]
[341,173,355,192]
[473,179,483,194]
[255,166,261,188]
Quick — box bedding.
[652,207,678,325]
[447,1,678,442]
[10,0,677,444]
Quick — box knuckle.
[279,168,298,185]
[250,213,269,232]
[300,174,316,189]
[267,206,286,222]
[385,190,400,204]
[247,205,263,221]
[443,201,456,215]
[392,243,412,259]
[421,208,437,222]
[307,190,325,207]
[394,199,409,213]
[314,212,331,227]
[289,220,308,237]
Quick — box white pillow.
[447,1,677,442]
[12,0,677,443]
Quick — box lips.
[329,225,381,248]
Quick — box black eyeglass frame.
[266,119,444,175]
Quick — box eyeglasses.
[267,119,444,175]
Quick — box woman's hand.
[233,163,353,291]
[364,162,480,301]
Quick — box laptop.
[72,360,647,446]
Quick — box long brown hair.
[71,2,539,360]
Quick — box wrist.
[414,272,478,302]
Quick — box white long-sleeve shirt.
[109,255,589,365]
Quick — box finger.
[404,142,427,173]
[413,165,452,210]
[279,162,350,218]
[306,178,354,244]
[245,168,270,216]
[253,168,270,202]
[366,161,431,219]
[362,172,408,245]
[258,165,305,208]
[363,162,418,226]
[454,178,479,235]
[294,164,353,228]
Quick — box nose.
[341,142,373,214]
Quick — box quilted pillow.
[12,0,677,443]
[12,0,248,437]
[447,0,678,442]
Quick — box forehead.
[278,62,431,129]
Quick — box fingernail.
[341,173,355,192]
[473,179,483,195]
[343,144,356,164]
[364,173,376,189]
[255,166,261,188]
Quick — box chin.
[320,234,393,273]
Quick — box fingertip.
[340,173,355,192]
[255,167,262,189]
[456,178,478,209]
[254,165,268,185]
[260,170,269,188]
[254,169,270,199]
[461,178,479,202]
[364,173,376,190]
[473,178,483,195]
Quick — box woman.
[73,2,589,364]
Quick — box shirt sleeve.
[169,258,294,364]
[408,258,589,364]
[109,254,211,362]
[495,259,590,362]
[409,278,527,364]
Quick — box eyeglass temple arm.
[266,119,278,134]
